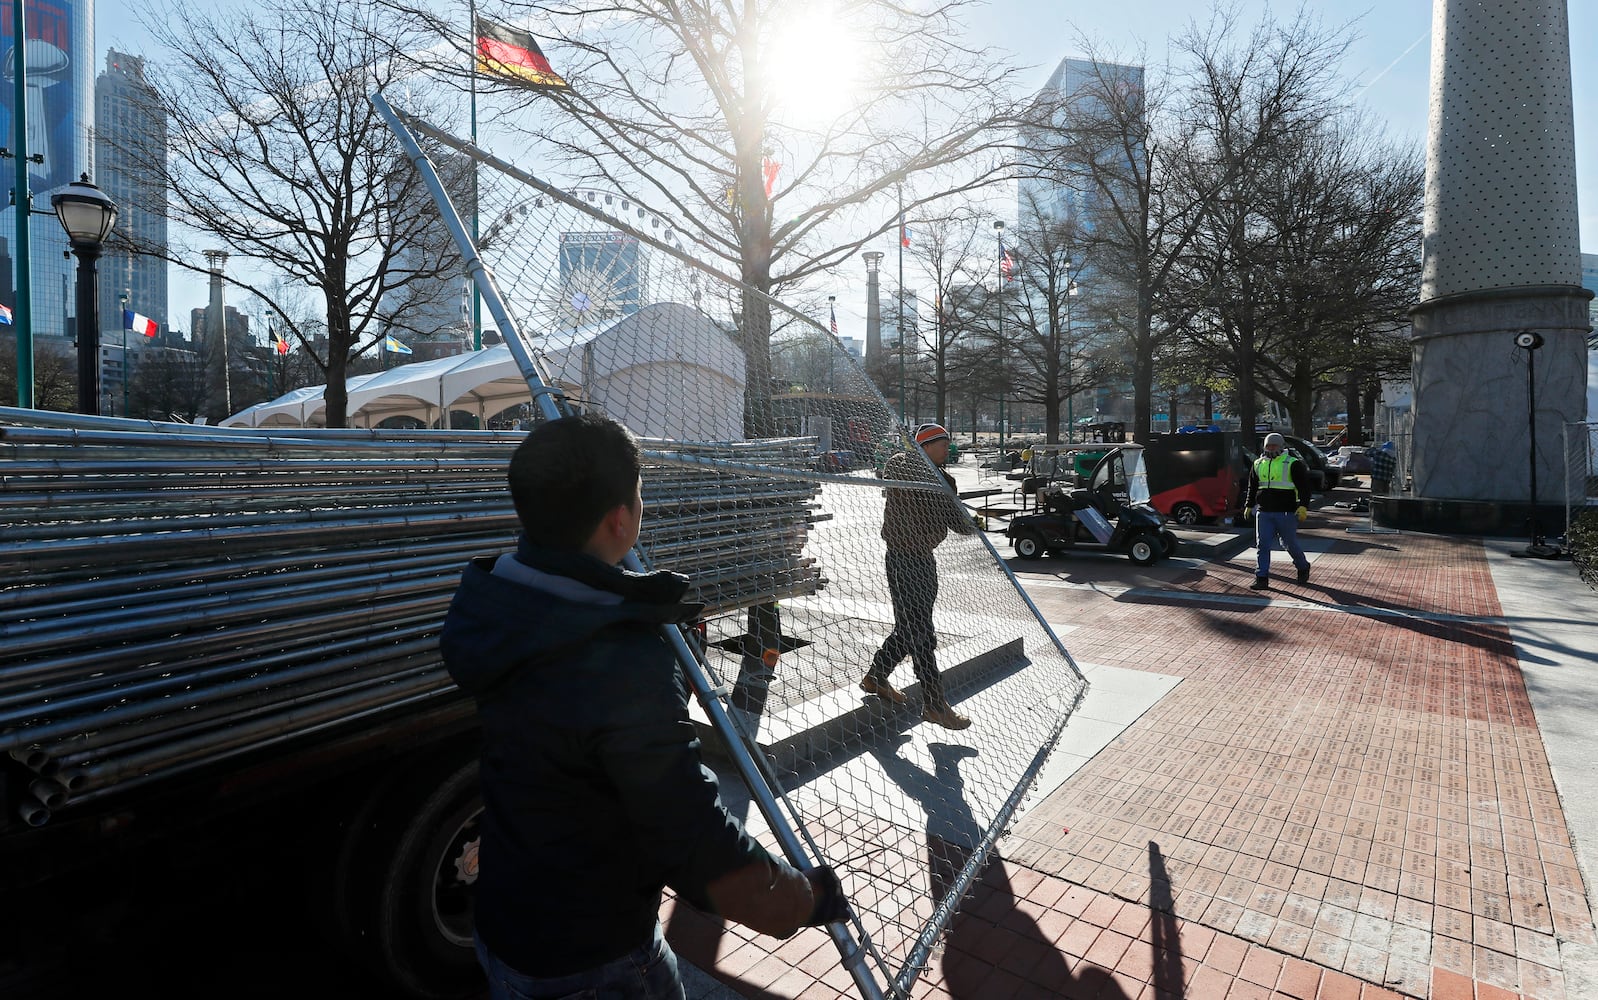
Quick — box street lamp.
[1065,261,1079,443]
[1514,330,1559,558]
[52,174,118,415]
[826,294,837,392]
[118,290,129,416]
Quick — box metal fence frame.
[1565,421,1598,537]
[372,89,1084,1000]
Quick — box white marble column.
[1410,0,1592,503]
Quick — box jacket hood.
[440,541,703,697]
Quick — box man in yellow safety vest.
[1243,432,1311,590]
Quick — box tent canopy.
[222,303,746,439]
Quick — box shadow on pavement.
[873,740,1134,1000]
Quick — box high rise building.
[1017,57,1144,230]
[189,305,250,343]
[883,288,919,353]
[0,0,97,342]
[1017,56,1146,426]
[381,149,473,352]
[95,49,168,340]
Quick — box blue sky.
[94,0,1595,328]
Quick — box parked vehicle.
[1006,445,1177,565]
[1141,432,1252,524]
[1282,434,1340,492]
[1328,446,1372,474]
[1014,436,1238,524]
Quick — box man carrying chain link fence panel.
[860,423,977,730]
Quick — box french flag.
[124,310,159,338]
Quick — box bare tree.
[123,0,465,427]
[1251,124,1422,436]
[1029,8,1353,442]
[1005,193,1110,443]
[1173,109,1422,439]
[900,209,994,427]
[127,348,207,422]
[0,335,77,413]
[385,0,1024,434]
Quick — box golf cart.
[1005,444,1177,566]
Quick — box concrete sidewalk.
[665,493,1598,999]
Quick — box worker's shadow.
[873,738,1133,999]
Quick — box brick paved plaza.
[662,487,1598,1000]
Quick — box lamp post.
[52,174,118,415]
[118,290,129,416]
[1514,330,1559,558]
[993,220,1005,452]
[826,294,836,392]
[1065,261,1078,443]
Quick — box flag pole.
[995,220,1005,454]
[469,0,482,351]
[896,183,905,425]
[11,0,34,406]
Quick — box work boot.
[860,675,908,705]
[922,703,972,730]
[1249,576,1270,590]
[1296,564,1310,584]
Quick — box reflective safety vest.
[1254,453,1297,491]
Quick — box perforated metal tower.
[1409,0,1592,506]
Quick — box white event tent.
[222,303,747,440]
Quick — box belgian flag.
[476,17,570,90]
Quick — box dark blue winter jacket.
[440,540,776,977]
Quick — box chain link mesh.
[382,108,1090,995]
[1564,421,1598,536]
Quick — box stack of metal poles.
[0,409,823,829]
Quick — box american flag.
[829,302,838,335]
[1000,247,1015,282]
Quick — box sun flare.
[762,5,865,128]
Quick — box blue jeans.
[475,923,685,1000]
[1255,510,1308,579]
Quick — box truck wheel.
[1014,532,1045,559]
[1128,531,1160,566]
[340,756,484,999]
[1170,502,1202,525]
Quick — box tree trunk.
[1345,368,1363,446]
[1237,338,1258,446]
[1131,330,1155,444]
[1291,359,1316,438]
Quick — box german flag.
[476,17,570,90]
